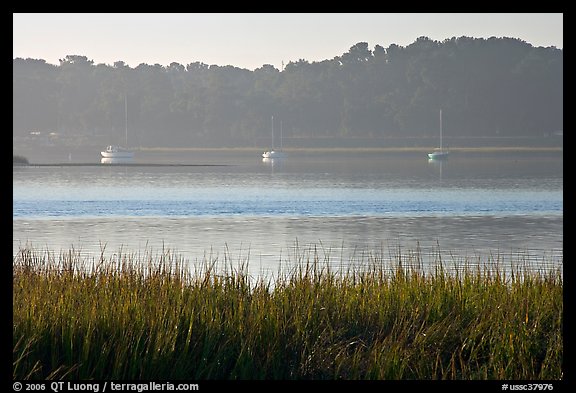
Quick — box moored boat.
[428,109,449,160]
[262,115,286,159]
[101,145,134,159]
[101,94,135,162]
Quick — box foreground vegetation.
[13,246,563,380]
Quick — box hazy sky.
[13,13,563,71]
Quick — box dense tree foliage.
[13,37,563,147]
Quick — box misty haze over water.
[13,150,562,279]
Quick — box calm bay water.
[13,150,563,278]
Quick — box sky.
[13,13,563,71]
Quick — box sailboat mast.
[271,115,274,151]
[125,94,128,147]
[439,109,442,150]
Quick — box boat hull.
[101,151,134,158]
[101,157,134,164]
[427,151,449,160]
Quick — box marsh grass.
[13,245,562,380]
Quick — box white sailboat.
[262,115,286,159]
[101,94,135,161]
[427,109,449,160]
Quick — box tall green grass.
[13,246,562,380]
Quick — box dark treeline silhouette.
[13,36,563,148]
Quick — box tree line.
[13,36,563,148]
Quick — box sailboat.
[101,94,135,160]
[262,115,286,159]
[427,109,449,160]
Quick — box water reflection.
[427,157,445,181]
[14,150,563,280]
[262,156,286,172]
[13,215,563,280]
